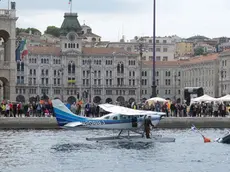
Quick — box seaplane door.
[132,116,138,128]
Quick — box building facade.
[175,42,194,57]
[13,12,226,105]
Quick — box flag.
[191,124,211,143]
[69,0,72,4]
[191,125,197,132]
[15,39,28,61]
[21,39,28,60]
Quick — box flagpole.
[8,0,9,10]
[70,0,72,13]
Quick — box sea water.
[0,129,229,172]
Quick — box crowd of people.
[0,100,53,117]
[0,99,229,118]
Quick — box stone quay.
[0,117,230,129]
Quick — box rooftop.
[28,46,61,56]
[82,47,137,56]
[143,53,219,67]
[27,46,137,56]
[60,13,82,36]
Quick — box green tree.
[44,26,60,37]
[25,28,41,35]
[16,27,26,35]
[194,47,204,56]
[16,27,41,35]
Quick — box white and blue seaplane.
[52,99,175,143]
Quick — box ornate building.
[14,11,224,105]
[15,13,140,105]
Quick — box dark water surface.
[0,129,229,172]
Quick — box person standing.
[144,116,155,139]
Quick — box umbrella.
[146,97,167,105]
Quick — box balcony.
[0,61,10,69]
[0,9,10,17]
[67,79,76,84]
[0,9,16,18]
[16,81,25,86]
[117,73,125,77]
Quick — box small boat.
[215,132,230,144]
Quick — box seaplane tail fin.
[52,99,86,127]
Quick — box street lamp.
[0,84,2,102]
[135,38,148,103]
[58,67,64,102]
[221,70,224,96]
[174,73,179,102]
[87,58,93,103]
[151,0,157,98]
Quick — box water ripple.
[0,129,230,172]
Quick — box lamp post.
[87,58,93,103]
[59,67,64,102]
[135,38,148,103]
[221,70,224,96]
[174,73,177,101]
[0,84,2,103]
[151,0,157,98]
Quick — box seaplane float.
[52,99,176,143]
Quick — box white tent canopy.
[146,97,167,103]
[191,94,217,103]
[217,94,230,101]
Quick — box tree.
[16,28,26,35]
[16,27,41,35]
[134,36,139,40]
[194,47,204,56]
[44,26,60,37]
[25,28,41,35]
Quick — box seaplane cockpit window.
[113,116,118,120]
[120,115,127,120]
[104,116,110,119]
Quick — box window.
[156,56,161,61]
[106,90,112,95]
[163,48,168,52]
[156,48,160,52]
[163,56,168,61]
[163,40,167,43]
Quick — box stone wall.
[0,117,230,129]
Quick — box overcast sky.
[1,0,230,41]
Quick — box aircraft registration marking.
[82,121,105,126]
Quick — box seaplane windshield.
[102,114,120,120]
[103,116,110,119]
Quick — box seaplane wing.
[99,104,165,116]
[64,122,85,127]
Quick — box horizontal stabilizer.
[64,122,85,128]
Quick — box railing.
[0,61,10,69]
[0,9,16,18]
[117,73,125,77]
[0,9,10,16]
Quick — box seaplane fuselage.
[51,99,175,142]
[52,99,165,130]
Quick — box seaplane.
[52,99,175,143]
